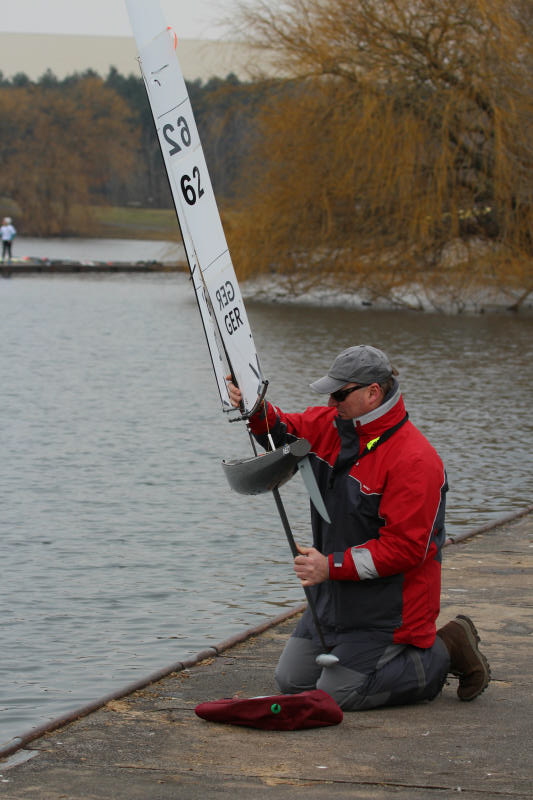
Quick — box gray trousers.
[275,635,450,711]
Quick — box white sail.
[125,0,265,416]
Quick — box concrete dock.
[1,510,532,799]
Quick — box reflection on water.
[0,274,532,746]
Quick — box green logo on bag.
[270,703,282,714]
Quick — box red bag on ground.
[194,689,343,730]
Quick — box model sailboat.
[125,0,338,665]
[124,0,330,513]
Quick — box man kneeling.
[229,345,490,709]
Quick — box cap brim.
[309,375,346,394]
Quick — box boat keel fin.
[297,456,331,524]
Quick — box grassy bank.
[0,199,180,241]
[90,205,179,241]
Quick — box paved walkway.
[1,511,532,799]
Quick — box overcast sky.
[0,0,241,40]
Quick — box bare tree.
[0,77,139,236]
[230,0,533,309]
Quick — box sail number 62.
[163,116,191,155]
[181,167,205,206]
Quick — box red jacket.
[249,386,447,648]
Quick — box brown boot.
[437,615,491,701]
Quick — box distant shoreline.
[1,260,187,276]
[2,237,531,315]
[240,272,533,315]
[3,262,531,315]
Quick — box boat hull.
[222,439,311,495]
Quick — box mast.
[125,0,335,664]
[125,0,265,418]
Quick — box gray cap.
[310,345,396,394]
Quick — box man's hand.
[293,542,329,587]
[225,375,242,408]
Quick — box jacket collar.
[331,380,406,437]
[351,381,405,434]
[355,380,400,422]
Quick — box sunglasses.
[330,384,369,402]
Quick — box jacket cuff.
[328,550,358,581]
[248,401,276,433]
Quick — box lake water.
[1,273,532,749]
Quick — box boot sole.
[455,614,491,701]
